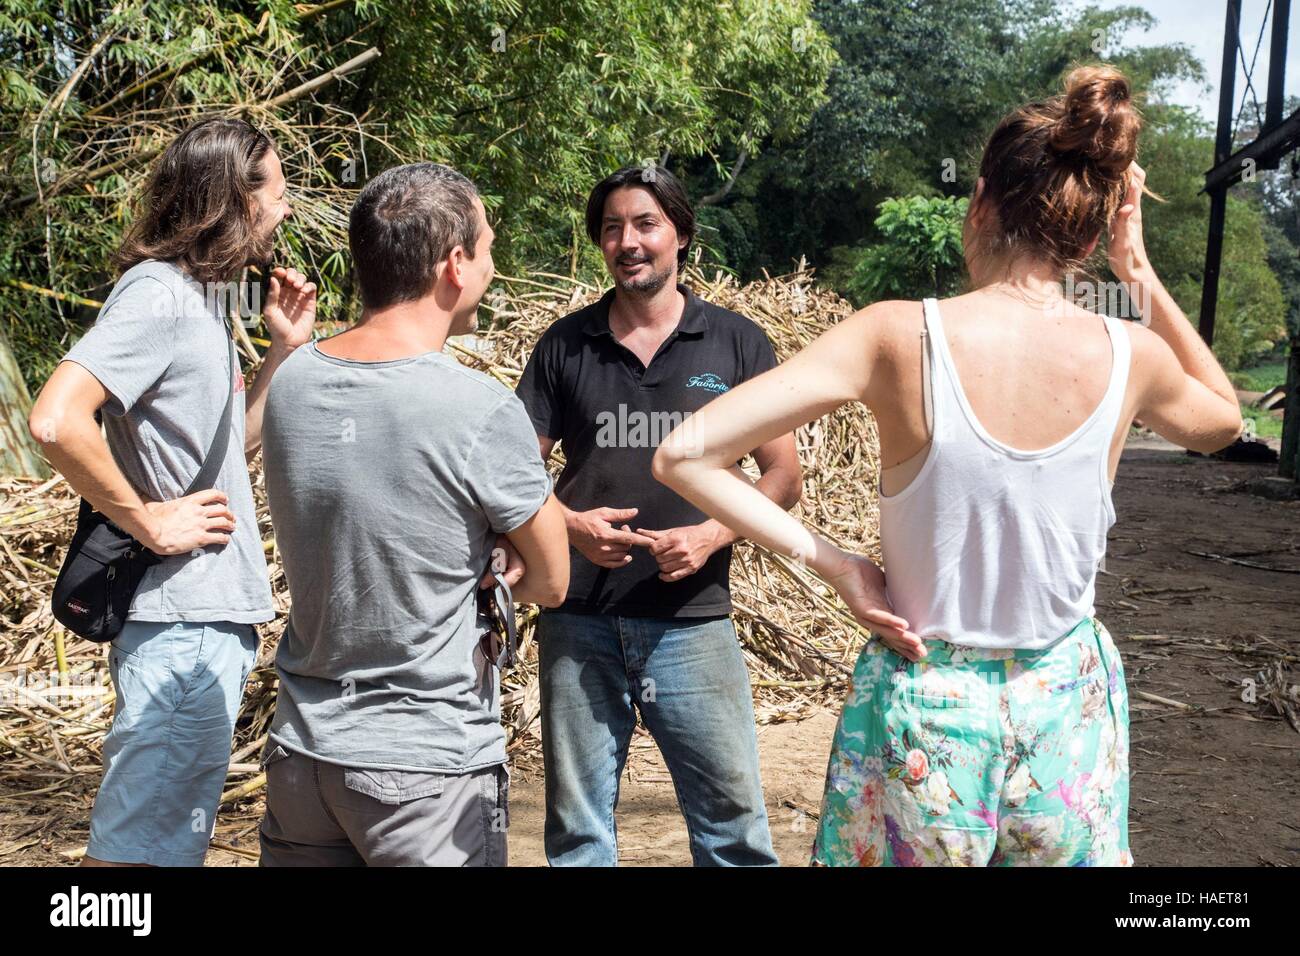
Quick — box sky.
[1093,0,1297,128]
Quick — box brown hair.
[115,117,276,284]
[348,162,482,310]
[971,64,1143,272]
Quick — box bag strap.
[495,575,519,669]
[183,320,237,496]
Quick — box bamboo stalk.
[263,47,380,110]
[219,772,266,806]
[1135,690,1195,711]
[2,278,103,309]
[53,629,67,681]
[8,47,382,212]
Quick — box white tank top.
[878,297,1131,650]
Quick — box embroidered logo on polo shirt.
[686,372,729,392]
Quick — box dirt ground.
[3,440,1297,866]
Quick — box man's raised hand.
[568,506,655,568]
[264,266,317,350]
[637,523,730,582]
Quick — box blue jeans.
[538,611,776,866]
[87,620,257,866]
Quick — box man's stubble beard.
[454,303,480,336]
[615,259,675,297]
[247,211,279,270]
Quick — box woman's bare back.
[877,289,1133,496]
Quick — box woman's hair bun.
[1046,64,1141,177]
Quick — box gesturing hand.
[264,266,317,350]
[569,506,656,569]
[637,523,726,582]
[820,549,927,662]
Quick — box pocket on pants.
[903,661,983,710]
[260,744,297,801]
[172,623,217,709]
[238,625,258,688]
[342,768,447,806]
[1091,618,1130,731]
[109,620,169,667]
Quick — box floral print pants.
[812,617,1132,866]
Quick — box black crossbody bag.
[52,330,236,643]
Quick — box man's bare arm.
[29,362,236,554]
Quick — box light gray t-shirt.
[62,259,274,624]
[262,341,552,773]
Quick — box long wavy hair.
[115,117,276,284]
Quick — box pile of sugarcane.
[0,265,880,846]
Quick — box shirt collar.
[581,283,709,338]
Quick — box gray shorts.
[258,744,509,866]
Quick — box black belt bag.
[52,329,236,643]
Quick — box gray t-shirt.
[262,341,552,773]
[62,259,274,625]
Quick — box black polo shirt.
[515,283,778,617]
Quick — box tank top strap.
[921,297,971,442]
[1088,314,1133,445]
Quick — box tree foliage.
[1139,107,1287,369]
[844,196,967,304]
[1,0,1295,399]
[0,0,833,389]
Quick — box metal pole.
[1282,333,1299,480]
[1266,0,1290,134]
[1199,0,1243,346]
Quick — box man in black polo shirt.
[516,164,802,866]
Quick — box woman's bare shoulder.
[838,298,925,356]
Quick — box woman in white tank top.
[654,66,1242,866]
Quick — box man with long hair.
[28,117,317,866]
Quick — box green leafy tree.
[0,0,834,400]
[2,0,393,389]
[704,0,1013,278]
[692,1,1203,283]
[843,195,967,304]
[371,0,835,277]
